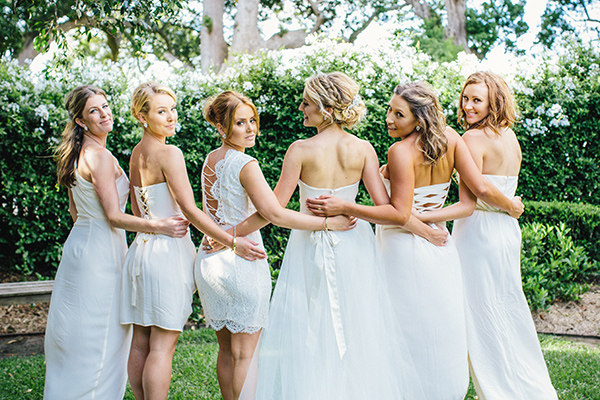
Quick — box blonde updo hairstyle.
[203,91,260,141]
[304,72,365,129]
[55,85,107,188]
[457,71,516,134]
[130,81,177,126]
[394,82,448,165]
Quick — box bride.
[232,72,425,399]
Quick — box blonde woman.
[120,83,267,400]
[44,86,188,399]
[195,90,354,400]
[418,72,557,399]
[308,82,523,399]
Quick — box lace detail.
[210,319,263,334]
[413,181,451,212]
[134,186,152,219]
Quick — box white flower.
[547,104,562,117]
[34,104,49,122]
[242,81,254,91]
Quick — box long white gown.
[243,180,424,400]
[44,165,132,400]
[376,178,469,400]
[120,182,196,331]
[195,149,271,334]
[452,175,557,400]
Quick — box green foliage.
[522,200,600,263]
[521,222,598,311]
[538,0,600,49]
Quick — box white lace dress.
[453,175,557,399]
[120,182,196,331]
[194,149,271,333]
[376,177,469,400]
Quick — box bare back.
[464,127,521,176]
[129,138,170,187]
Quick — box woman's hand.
[306,195,346,216]
[201,235,225,253]
[426,225,449,247]
[508,196,524,219]
[234,237,267,261]
[156,217,190,238]
[327,215,358,231]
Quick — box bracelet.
[324,217,328,231]
[232,225,237,252]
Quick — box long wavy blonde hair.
[55,85,107,187]
[457,71,516,134]
[394,82,447,165]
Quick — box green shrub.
[521,222,599,311]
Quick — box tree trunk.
[444,0,469,51]
[230,0,265,55]
[201,0,228,72]
[17,34,39,66]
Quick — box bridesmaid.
[417,72,557,399]
[44,85,188,399]
[307,81,523,399]
[120,83,268,400]
[195,90,354,400]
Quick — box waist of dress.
[474,202,507,213]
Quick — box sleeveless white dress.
[44,164,132,400]
[376,177,469,400]
[120,182,196,331]
[195,149,271,333]
[242,180,425,400]
[452,175,557,399]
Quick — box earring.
[144,122,148,128]
[415,125,421,132]
[84,126,88,131]
[221,134,226,139]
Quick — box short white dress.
[376,177,469,400]
[120,182,196,331]
[453,175,557,399]
[44,163,132,399]
[195,149,271,333]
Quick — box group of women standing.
[43,69,557,400]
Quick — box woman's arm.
[160,145,267,260]
[416,179,477,224]
[87,147,188,237]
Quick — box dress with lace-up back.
[120,182,196,331]
[377,175,469,400]
[195,149,271,333]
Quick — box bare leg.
[231,331,261,400]
[142,326,180,400]
[128,325,151,400]
[216,329,234,400]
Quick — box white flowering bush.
[1,38,599,279]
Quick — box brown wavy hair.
[457,71,516,134]
[55,85,107,187]
[394,82,447,165]
[203,91,260,141]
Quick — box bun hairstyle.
[304,72,365,129]
[458,71,516,134]
[203,91,260,141]
[394,82,447,165]
[55,85,107,188]
[130,81,177,125]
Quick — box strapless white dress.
[242,180,424,400]
[376,178,469,400]
[452,175,557,399]
[120,182,196,331]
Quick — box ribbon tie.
[130,232,152,307]
[307,229,346,359]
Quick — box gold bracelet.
[232,236,237,252]
[325,217,328,231]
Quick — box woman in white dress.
[308,81,524,399]
[194,90,354,400]
[417,72,557,399]
[44,85,189,399]
[120,83,269,400]
[230,72,426,399]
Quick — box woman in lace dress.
[120,83,268,400]
[308,82,523,399]
[416,72,557,399]
[194,90,353,400]
[44,85,188,400]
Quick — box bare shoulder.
[83,146,114,168]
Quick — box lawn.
[1,330,598,399]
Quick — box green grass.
[1,331,599,399]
